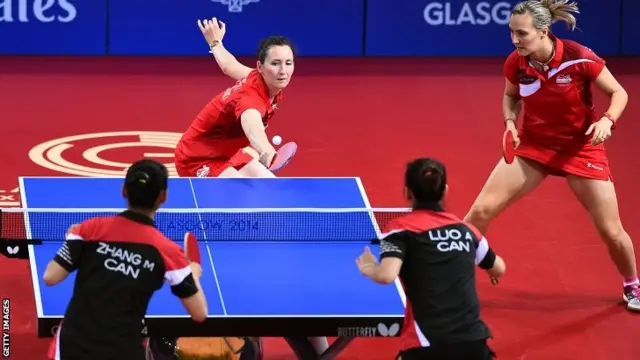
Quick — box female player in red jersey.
[464,0,639,312]
[174,18,293,178]
[174,19,330,355]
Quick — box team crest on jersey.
[556,74,572,85]
[196,165,210,177]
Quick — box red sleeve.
[503,50,520,85]
[381,218,405,236]
[578,46,606,81]
[159,240,199,299]
[53,219,96,272]
[233,93,267,119]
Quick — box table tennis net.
[0,208,412,242]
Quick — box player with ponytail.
[464,0,639,312]
[357,158,505,359]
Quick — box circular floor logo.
[29,131,181,177]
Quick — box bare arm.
[197,18,253,81]
[593,66,628,121]
[486,255,506,279]
[240,109,276,156]
[361,257,402,285]
[503,78,522,127]
[43,261,71,286]
[476,236,506,280]
[210,42,253,81]
[179,264,208,322]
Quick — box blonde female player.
[464,0,640,312]
[174,18,293,178]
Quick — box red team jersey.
[504,35,611,181]
[175,69,283,177]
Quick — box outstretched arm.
[198,18,252,81]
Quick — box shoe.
[623,284,640,312]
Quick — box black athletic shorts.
[397,339,496,360]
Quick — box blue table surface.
[20,177,369,209]
[20,177,406,318]
[35,242,405,317]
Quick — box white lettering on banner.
[96,242,156,279]
[424,2,512,26]
[428,228,473,253]
[0,0,77,23]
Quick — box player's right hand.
[505,120,520,148]
[259,150,277,168]
[197,17,226,45]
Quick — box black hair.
[124,159,168,210]
[405,158,447,206]
[257,36,294,64]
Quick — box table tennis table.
[19,176,407,359]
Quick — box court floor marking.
[354,178,407,308]
[19,177,44,318]
[188,177,228,316]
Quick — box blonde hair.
[512,0,580,31]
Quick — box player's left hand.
[585,117,613,145]
[197,17,226,46]
[356,246,378,275]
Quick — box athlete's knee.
[465,200,502,227]
[218,167,244,178]
[597,220,628,247]
[239,159,276,178]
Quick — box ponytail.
[541,0,579,30]
[125,159,168,210]
[405,158,447,205]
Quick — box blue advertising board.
[364,0,622,56]
[107,0,364,56]
[0,0,108,55]
[0,0,632,56]
[621,0,639,55]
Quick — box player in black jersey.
[356,158,506,360]
[42,159,208,360]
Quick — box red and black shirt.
[53,211,197,359]
[379,204,496,349]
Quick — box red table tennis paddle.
[502,129,515,164]
[269,141,297,172]
[183,232,200,264]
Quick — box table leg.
[284,337,355,360]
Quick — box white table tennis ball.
[272,135,282,145]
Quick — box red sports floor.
[1,56,639,359]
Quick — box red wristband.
[603,112,616,129]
